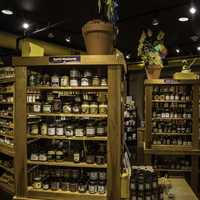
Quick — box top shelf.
[145,79,200,85]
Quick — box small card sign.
[49,56,80,64]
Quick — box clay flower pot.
[145,65,162,79]
[82,20,114,55]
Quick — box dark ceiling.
[0,0,200,60]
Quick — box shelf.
[0,132,14,138]
[0,91,14,94]
[151,145,192,150]
[0,181,14,194]
[152,133,192,136]
[154,168,192,172]
[0,102,13,105]
[0,144,15,157]
[152,100,191,103]
[0,115,13,119]
[27,160,107,168]
[152,118,192,121]
[27,135,107,141]
[0,77,15,84]
[27,86,108,91]
[28,113,107,118]
[27,187,106,200]
[0,164,14,174]
[0,124,14,129]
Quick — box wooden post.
[108,65,122,200]
[14,66,27,196]
[191,156,199,196]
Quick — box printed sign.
[49,56,80,64]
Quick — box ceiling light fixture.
[178,17,189,22]
[176,49,180,54]
[1,9,13,15]
[22,22,30,30]
[48,33,55,39]
[126,54,131,59]
[65,36,71,43]
[152,18,159,26]
[190,6,197,14]
[197,46,200,51]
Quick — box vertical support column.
[144,85,152,148]
[191,156,199,196]
[108,65,122,200]
[14,66,27,197]
[192,85,199,149]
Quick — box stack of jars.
[32,168,106,194]
[28,69,107,87]
[130,169,164,200]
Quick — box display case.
[0,66,15,194]
[12,55,125,200]
[144,79,200,196]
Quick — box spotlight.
[48,33,55,39]
[1,9,13,15]
[152,18,159,26]
[22,22,30,30]
[126,54,131,59]
[190,6,197,14]
[176,49,180,54]
[197,46,200,51]
[65,36,71,43]
[178,17,189,22]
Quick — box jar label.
[48,128,56,136]
[74,153,80,162]
[56,128,64,136]
[86,128,95,136]
[98,185,105,193]
[33,104,41,112]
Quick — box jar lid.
[34,177,41,181]
[48,150,55,155]
[56,151,64,155]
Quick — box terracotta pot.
[82,20,114,55]
[145,65,162,79]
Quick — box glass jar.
[81,101,90,114]
[47,93,55,103]
[69,182,78,192]
[41,123,48,135]
[96,155,105,165]
[88,181,98,194]
[92,76,100,86]
[98,181,106,194]
[63,103,72,113]
[61,180,70,191]
[86,123,96,137]
[56,151,64,162]
[75,127,84,137]
[51,179,60,191]
[60,75,69,87]
[100,78,107,86]
[86,155,95,164]
[42,73,50,86]
[96,123,106,136]
[30,153,39,161]
[70,69,80,78]
[47,150,56,161]
[29,72,37,86]
[99,171,106,181]
[56,123,64,136]
[81,77,90,86]
[53,98,62,112]
[51,74,59,87]
[89,171,98,181]
[64,125,74,137]
[70,78,79,87]
[42,180,50,190]
[30,124,39,135]
[78,181,87,193]
[99,102,108,114]
[33,102,41,113]
[32,177,42,189]
[71,169,80,180]
[90,102,98,114]
[39,152,47,162]
[138,173,144,192]
[72,104,80,113]
[48,124,56,136]
[73,151,80,163]
[43,103,52,113]
[83,70,92,78]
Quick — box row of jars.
[153,94,191,101]
[29,121,106,137]
[29,70,107,87]
[152,135,192,146]
[0,95,14,103]
[32,101,107,114]
[30,150,106,165]
[0,137,14,147]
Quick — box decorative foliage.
[98,0,119,23]
[182,58,197,72]
[137,29,167,68]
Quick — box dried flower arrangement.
[138,29,167,68]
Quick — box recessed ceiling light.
[178,17,189,22]
[152,18,159,26]
[126,54,131,59]
[176,49,180,54]
[22,22,30,30]
[197,46,200,51]
[1,9,13,15]
[190,6,197,14]
[65,36,71,43]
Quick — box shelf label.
[49,56,80,64]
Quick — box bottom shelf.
[27,187,107,200]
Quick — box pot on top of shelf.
[82,0,119,55]
[137,29,168,79]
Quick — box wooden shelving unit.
[13,55,125,200]
[144,79,200,196]
[0,69,16,195]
